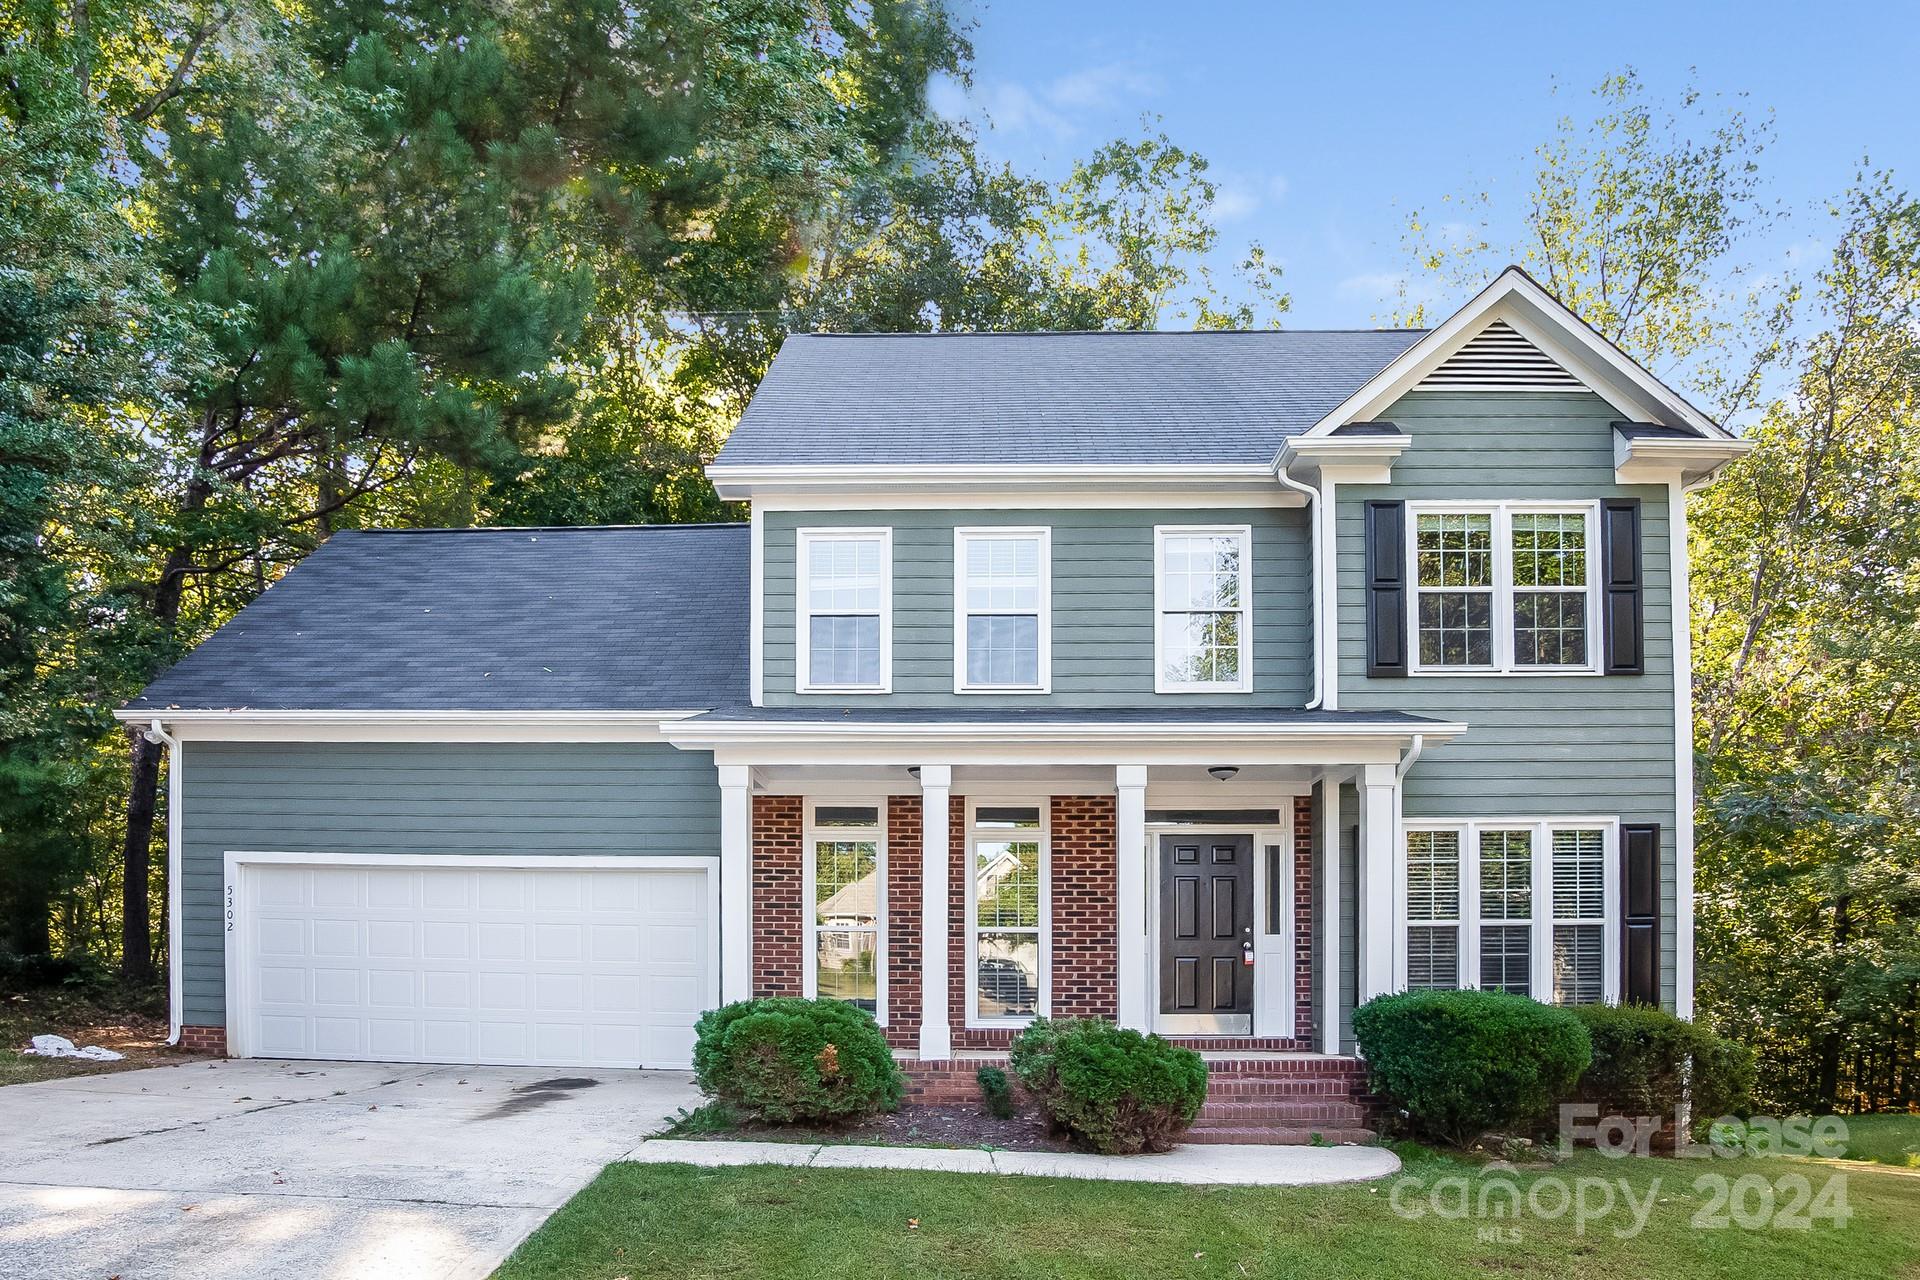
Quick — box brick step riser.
[1198,1103,1370,1122]
[1206,1082,1368,1099]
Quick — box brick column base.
[179,1025,227,1055]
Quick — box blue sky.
[933,1,1920,329]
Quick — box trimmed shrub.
[976,1065,1016,1119]
[692,997,903,1124]
[1353,989,1591,1147]
[1009,1017,1208,1154]
[1573,1004,1754,1134]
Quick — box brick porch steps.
[901,1052,1378,1146]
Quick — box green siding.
[178,741,721,1026]
[1336,390,1681,1010]
[763,507,1311,707]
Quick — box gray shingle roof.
[125,525,749,712]
[713,329,1427,467]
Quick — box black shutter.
[1621,823,1661,1005]
[1364,500,1408,677]
[1601,498,1644,675]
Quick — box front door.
[1158,834,1254,1034]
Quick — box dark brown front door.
[1159,834,1254,1032]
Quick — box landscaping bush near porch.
[1009,1017,1208,1154]
[1353,990,1590,1147]
[692,997,902,1124]
[1573,1003,1755,1133]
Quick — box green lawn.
[495,1141,1920,1280]
[1833,1114,1920,1168]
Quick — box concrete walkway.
[629,1137,1401,1185]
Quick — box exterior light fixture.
[1207,765,1239,782]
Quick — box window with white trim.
[806,804,885,1018]
[955,528,1050,691]
[1155,525,1252,692]
[1405,829,1460,989]
[966,804,1047,1024]
[1402,819,1617,1005]
[1551,828,1607,1005]
[797,529,890,692]
[1411,503,1598,673]
[1477,828,1533,996]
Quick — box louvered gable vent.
[1417,318,1584,391]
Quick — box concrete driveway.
[0,1058,701,1280]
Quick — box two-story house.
[119,268,1749,1118]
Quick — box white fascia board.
[707,462,1286,504]
[112,708,708,743]
[1291,268,1729,452]
[666,719,1466,756]
[1614,433,1756,486]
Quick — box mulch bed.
[0,989,202,1086]
[680,1103,1076,1152]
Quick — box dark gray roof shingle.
[713,329,1427,467]
[125,525,749,712]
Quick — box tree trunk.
[1814,892,1853,1110]
[117,459,211,987]
[119,725,158,984]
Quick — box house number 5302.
[225,884,235,932]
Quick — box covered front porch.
[663,710,1462,1061]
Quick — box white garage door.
[231,859,714,1069]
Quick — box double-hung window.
[1551,829,1608,1005]
[806,804,885,1018]
[1411,503,1599,673]
[966,804,1047,1024]
[1402,819,1618,1005]
[797,529,890,692]
[1405,829,1461,989]
[1155,525,1252,692]
[955,528,1050,692]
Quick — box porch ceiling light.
[1207,765,1239,782]
[907,766,921,778]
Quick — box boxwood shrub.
[692,997,903,1124]
[1353,989,1591,1146]
[1573,1003,1754,1133]
[1009,1017,1208,1154]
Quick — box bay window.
[1411,503,1599,673]
[955,528,1050,692]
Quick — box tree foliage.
[0,1,1289,984]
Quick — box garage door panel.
[237,861,713,1069]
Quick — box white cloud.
[938,61,1165,141]
[1211,181,1260,223]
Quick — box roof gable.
[1414,318,1585,392]
[1299,266,1729,443]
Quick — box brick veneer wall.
[884,795,922,1049]
[179,1025,226,1055]
[1294,793,1316,1042]
[751,795,804,998]
[1050,794,1119,1018]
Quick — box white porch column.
[1114,765,1149,1030]
[718,764,753,1004]
[1356,762,1398,1003]
[918,765,953,1059]
[1318,775,1342,1055]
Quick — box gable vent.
[1417,319,1585,391]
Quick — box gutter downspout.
[142,719,184,1046]
[1396,732,1426,780]
[1272,464,1324,709]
